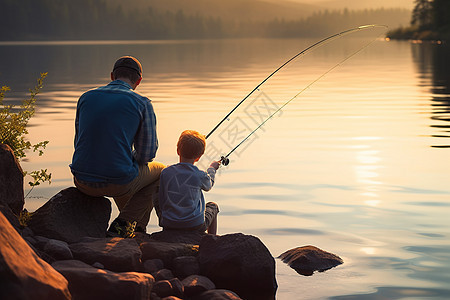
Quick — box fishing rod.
[206,25,387,142]
[214,24,388,166]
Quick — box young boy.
[158,130,221,234]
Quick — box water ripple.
[390,185,450,195]
[264,227,325,236]
[330,286,450,299]
[220,209,316,219]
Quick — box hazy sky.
[277,0,414,10]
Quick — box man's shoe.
[107,218,136,238]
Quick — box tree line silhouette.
[1,0,409,41]
[388,0,450,40]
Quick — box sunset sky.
[274,0,413,10]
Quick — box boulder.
[153,280,173,298]
[44,239,73,261]
[182,275,216,297]
[140,240,198,269]
[154,269,175,281]
[152,278,184,298]
[193,289,242,300]
[0,144,24,215]
[198,233,277,300]
[169,278,184,298]
[149,229,206,244]
[172,256,200,279]
[0,211,71,300]
[278,245,343,276]
[0,203,21,232]
[69,237,142,272]
[33,235,51,249]
[52,260,154,300]
[28,187,111,243]
[143,258,164,274]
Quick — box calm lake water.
[1,33,449,299]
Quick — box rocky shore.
[0,144,343,299]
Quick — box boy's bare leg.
[207,216,217,235]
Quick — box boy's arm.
[201,161,220,191]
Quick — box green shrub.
[0,73,52,190]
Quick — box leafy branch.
[0,73,52,191]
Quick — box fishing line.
[206,25,388,141]
[210,24,388,166]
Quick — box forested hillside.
[387,0,450,40]
[0,0,410,40]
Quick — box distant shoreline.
[386,27,449,43]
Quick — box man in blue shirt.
[70,56,164,237]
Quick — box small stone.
[182,275,215,296]
[44,239,73,260]
[24,235,37,247]
[34,235,50,250]
[92,262,104,269]
[21,226,34,238]
[143,258,164,274]
[173,256,199,279]
[153,280,172,298]
[169,278,184,298]
[154,269,174,281]
[194,289,242,299]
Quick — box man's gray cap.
[113,56,142,76]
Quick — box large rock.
[198,233,277,300]
[69,237,142,272]
[28,187,111,243]
[0,211,71,300]
[52,260,154,300]
[149,229,206,244]
[278,245,343,276]
[140,240,198,269]
[0,203,21,232]
[0,144,24,215]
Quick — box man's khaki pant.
[74,161,165,230]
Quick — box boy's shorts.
[162,202,219,232]
[203,202,219,230]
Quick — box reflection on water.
[1,39,449,299]
[430,44,450,147]
[412,42,450,148]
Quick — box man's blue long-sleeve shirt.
[70,80,158,184]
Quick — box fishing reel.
[220,156,230,166]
